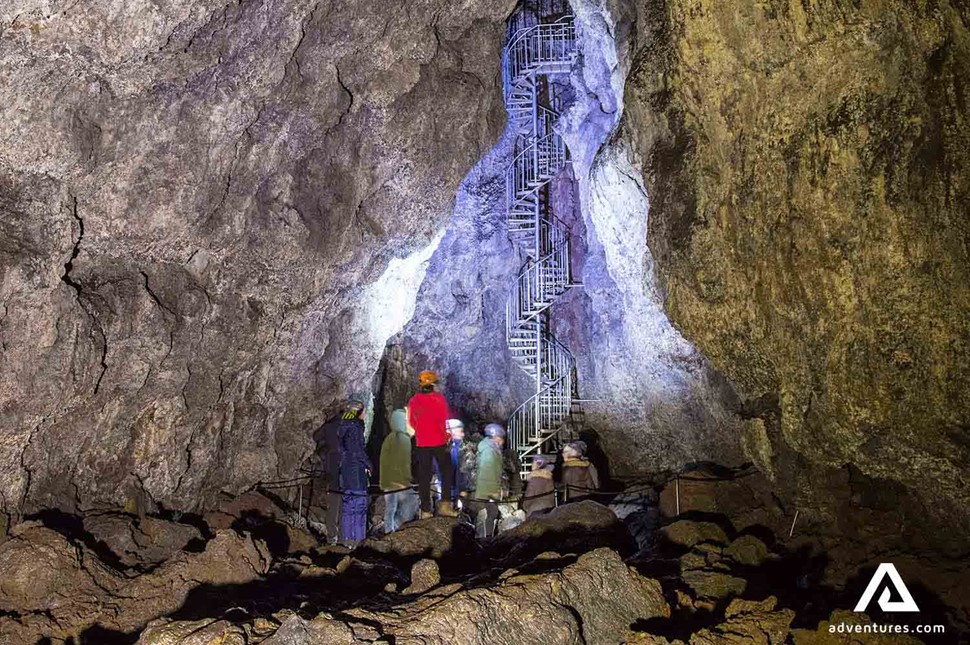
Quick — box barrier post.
[675,476,680,516]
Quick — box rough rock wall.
[560,1,746,476]
[0,0,515,516]
[618,0,970,517]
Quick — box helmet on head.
[446,418,464,433]
[565,441,585,456]
[343,399,365,419]
[533,455,549,468]
[484,423,506,438]
[418,370,439,386]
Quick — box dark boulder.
[489,501,634,565]
[355,516,481,575]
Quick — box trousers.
[323,469,342,543]
[340,489,368,543]
[416,445,454,513]
[384,488,419,533]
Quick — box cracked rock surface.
[0,0,514,516]
[0,492,965,643]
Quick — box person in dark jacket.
[561,441,599,503]
[312,410,345,545]
[445,419,475,502]
[522,455,556,518]
[407,371,457,518]
[502,444,524,500]
[457,432,478,498]
[380,409,418,533]
[339,401,372,545]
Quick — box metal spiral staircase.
[502,6,582,477]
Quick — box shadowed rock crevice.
[60,196,84,297]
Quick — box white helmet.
[446,418,464,433]
[484,423,506,438]
[563,441,584,458]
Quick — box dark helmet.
[484,423,506,438]
[342,399,365,419]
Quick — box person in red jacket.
[408,370,458,518]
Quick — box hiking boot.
[420,510,434,520]
[438,501,459,518]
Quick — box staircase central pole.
[531,70,543,444]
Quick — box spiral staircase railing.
[502,8,581,477]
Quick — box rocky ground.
[1,473,966,644]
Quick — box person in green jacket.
[380,409,419,533]
[472,423,506,537]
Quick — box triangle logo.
[854,563,920,613]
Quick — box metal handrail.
[506,132,568,215]
[503,13,574,58]
[506,243,570,328]
[509,373,574,459]
[506,131,566,180]
[503,13,577,67]
[507,89,562,141]
[503,17,577,101]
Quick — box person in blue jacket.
[339,400,372,545]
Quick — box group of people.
[313,370,600,545]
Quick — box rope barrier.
[254,480,623,506]
[671,464,760,483]
[252,463,761,505]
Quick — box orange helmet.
[418,370,439,386]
